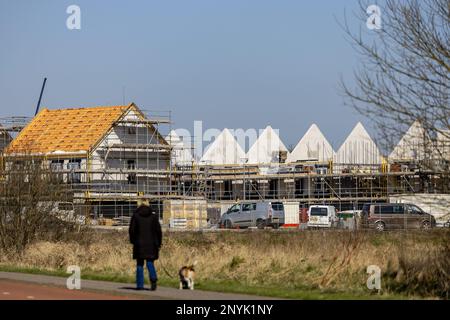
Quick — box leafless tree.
[0,156,74,255]
[340,0,449,171]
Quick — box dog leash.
[158,258,175,279]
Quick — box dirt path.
[0,272,277,300]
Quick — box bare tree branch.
[339,0,449,173]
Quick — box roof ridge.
[42,105,129,112]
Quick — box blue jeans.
[136,259,157,289]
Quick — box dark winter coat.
[129,205,162,260]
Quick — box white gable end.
[246,126,287,164]
[389,121,430,161]
[287,124,334,163]
[201,128,246,165]
[334,122,381,165]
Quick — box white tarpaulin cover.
[246,125,288,164]
[287,123,335,163]
[334,122,381,165]
[389,121,430,161]
[201,128,246,165]
[166,130,193,165]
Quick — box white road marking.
[2,292,10,295]
[26,296,35,299]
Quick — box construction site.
[0,103,449,229]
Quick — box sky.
[0,0,372,150]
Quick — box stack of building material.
[206,202,222,225]
[287,123,334,163]
[98,218,114,226]
[200,128,246,165]
[163,199,208,229]
[246,125,288,164]
[112,216,131,226]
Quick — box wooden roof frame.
[88,102,168,157]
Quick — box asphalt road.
[0,279,136,300]
[0,272,277,300]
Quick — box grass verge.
[0,264,410,300]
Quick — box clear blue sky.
[0,0,370,150]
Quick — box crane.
[34,77,47,116]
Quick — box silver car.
[219,201,285,229]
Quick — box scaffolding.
[170,161,448,211]
[0,116,31,168]
[1,110,449,226]
[1,107,183,222]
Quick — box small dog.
[179,262,196,290]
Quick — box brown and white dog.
[179,261,196,290]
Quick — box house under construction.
[1,107,449,224]
[169,121,449,215]
[2,103,179,218]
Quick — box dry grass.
[1,229,448,298]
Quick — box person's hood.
[137,205,152,217]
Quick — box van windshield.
[271,202,284,211]
[310,207,328,216]
[228,204,240,213]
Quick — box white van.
[219,201,285,229]
[307,205,337,228]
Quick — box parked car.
[307,205,337,228]
[219,201,284,229]
[361,203,436,231]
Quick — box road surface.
[0,279,136,300]
[0,272,277,300]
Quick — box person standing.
[129,199,162,290]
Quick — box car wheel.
[224,220,232,229]
[421,221,431,230]
[375,221,385,232]
[256,219,266,229]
